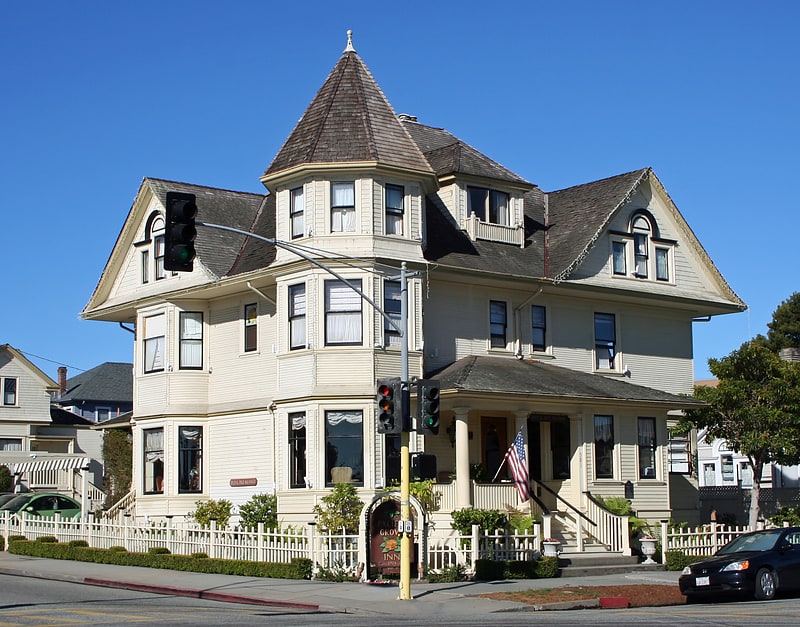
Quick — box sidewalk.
[0,552,681,616]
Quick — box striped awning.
[11,457,90,473]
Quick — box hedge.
[474,556,559,580]
[8,537,311,579]
[665,550,711,571]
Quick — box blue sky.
[1,1,797,380]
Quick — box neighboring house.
[53,362,133,423]
[0,344,104,506]
[81,34,745,540]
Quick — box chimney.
[58,366,67,396]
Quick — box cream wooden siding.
[207,298,277,410]
[0,359,51,423]
[316,351,373,392]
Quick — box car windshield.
[0,494,32,513]
[717,530,782,554]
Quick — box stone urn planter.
[640,537,657,564]
[542,539,561,557]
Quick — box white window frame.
[244,303,258,353]
[385,183,404,235]
[531,305,547,353]
[290,186,305,239]
[383,280,402,347]
[325,279,362,346]
[467,186,510,226]
[331,181,356,233]
[489,300,508,349]
[143,314,165,374]
[289,284,307,350]
[179,312,204,370]
[2,377,18,406]
[594,312,617,370]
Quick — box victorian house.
[81,34,744,543]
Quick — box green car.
[0,493,81,519]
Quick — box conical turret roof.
[263,33,433,181]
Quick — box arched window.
[140,212,166,284]
[631,214,652,278]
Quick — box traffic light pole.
[196,220,415,599]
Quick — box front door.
[481,417,507,481]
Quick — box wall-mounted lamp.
[446,418,457,447]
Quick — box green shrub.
[665,550,711,571]
[37,536,58,543]
[69,540,89,548]
[770,505,800,527]
[191,552,209,559]
[148,546,171,555]
[450,508,508,535]
[108,545,128,552]
[474,556,559,580]
[0,536,3,551]
[189,499,233,528]
[0,465,12,492]
[238,493,278,529]
[313,483,363,533]
[426,563,467,582]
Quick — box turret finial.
[344,29,355,53]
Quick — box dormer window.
[139,214,167,284]
[468,186,510,226]
[610,211,674,284]
[331,181,355,232]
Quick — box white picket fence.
[659,521,768,561]
[427,524,542,571]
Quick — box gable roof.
[263,48,433,182]
[435,355,704,409]
[50,406,95,426]
[57,362,132,405]
[0,344,58,391]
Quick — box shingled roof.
[435,355,703,408]
[145,179,273,278]
[57,362,132,404]
[263,45,433,180]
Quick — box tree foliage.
[0,465,12,492]
[681,340,800,525]
[238,493,278,529]
[189,499,233,528]
[312,483,363,533]
[757,292,800,353]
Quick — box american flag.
[504,427,531,502]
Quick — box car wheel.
[754,568,777,600]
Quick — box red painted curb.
[599,596,629,609]
[83,578,319,610]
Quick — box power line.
[18,350,87,374]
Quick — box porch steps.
[557,551,660,578]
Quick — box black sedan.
[679,526,800,601]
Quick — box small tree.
[682,341,800,526]
[0,465,12,492]
[189,499,233,528]
[101,429,132,507]
[313,483,363,533]
[757,292,800,352]
[238,493,278,529]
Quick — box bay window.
[289,412,307,488]
[331,181,355,232]
[325,410,363,486]
[289,284,307,350]
[325,279,362,345]
[385,184,404,235]
[290,186,304,239]
[144,428,164,494]
[143,314,165,374]
[178,426,202,493]
[179,312,203,369]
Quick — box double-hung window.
[632,216,650,277]
[594,312,616,369]
[143,314,165,374]
[244,303,258,352]
[468,186,510,225]
[154,234,166,280]
[655,247,670,281]
[179,312,203,369]
[289,412,307,488]
[290,186,304,239]
[594,415,614,479]
[325,410,363,486]
[2,378,17,406]
[0,438,22,451]
[490,301,507,348]
[385,184,404,235]
[289,284,307,350]
[331,181,355,232]
[144,428,164,494]
[178,426,202,493]
[638,417,657,479]
[531,305,546,352]
[384,280,401,347]
[325,279,362,345]
[612,241,627,275]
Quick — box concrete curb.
[83,577,321,610]
[533,598,601,611]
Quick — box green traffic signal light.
[417,379,440,436]
[164,191,197,272]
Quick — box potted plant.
[542,537,561,557]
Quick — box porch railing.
[582,492,631,554]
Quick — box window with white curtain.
[0,438,22,451]
[289,284,306,350]
[289,412,307,488]
[331,181,355,232]
[325,279,362,345]
[385,184,404,235]
[383,280,401,347]
[656,247,670,281]
[325,410,363,486]
[144,427,164,494]
[179,312,203,369]
[612,240,627,275]
[178,426,203,493]
[143,314,165,374]
[638,417,657,479]
[2,378,17,406]
[290,186,305,239]
[594,415,614,479]
[468,186,510,225]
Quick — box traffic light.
[164,191,197,272]
[376,377,402,434]
[417,379,440,436]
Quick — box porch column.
[454,408,471,509]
